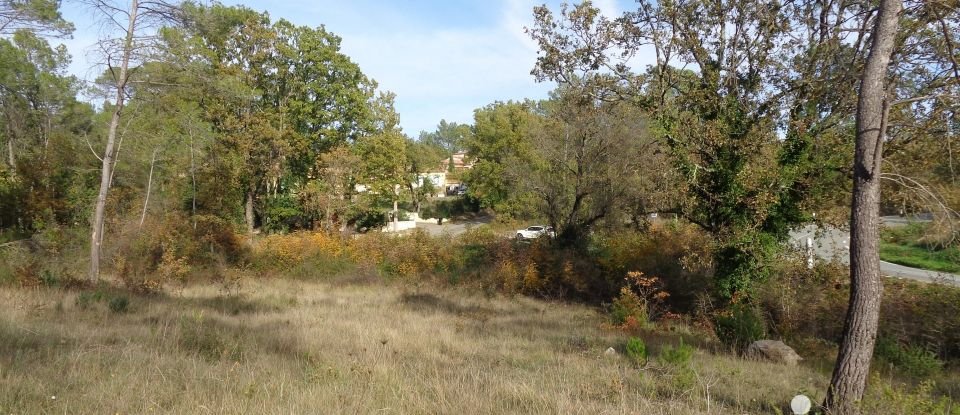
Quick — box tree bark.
[824,0,901,413]
[139,147,159,228]
[89,0,139,283]
[189,125,197,228]
[5,129,13,169]
[392,184,400,231]
[245,187,255,243]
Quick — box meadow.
[1,222,958,414]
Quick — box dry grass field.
[0,275,838,414]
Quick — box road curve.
[790,224,959,286]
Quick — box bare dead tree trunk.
[824,0,901,412]
[89,0,139,283]
[5,133,12,169]
[188,125,197,229]
[139,147,159,228]
[392,184,399,231]
[245,187,255,243]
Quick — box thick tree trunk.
[824,1,901,413]
[89,0,139,283]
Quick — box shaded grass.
[0,279,839,414]
[3,273,958,414]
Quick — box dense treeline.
[2,0,958,305]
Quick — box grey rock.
[746,340,802,366]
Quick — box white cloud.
[335,0,557,135]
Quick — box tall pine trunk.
[824,0,901,412]
[89,0,139,282]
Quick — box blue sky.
[58,0,626,136]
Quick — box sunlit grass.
[880,242,960,273]
[0,277,834,414]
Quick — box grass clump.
[659,338,694,368]
[108,296,130,314]
[76,288,131,314]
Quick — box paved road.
[416,216,491,237]
[789,217,959,286]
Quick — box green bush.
[76,290,106,310]
[610,287,648,328]
[350,208,387,231]
[864,379,955,415]
[625,337,648,365]
[261,194,305,233]
[108,296,130,314]
[715,303,766,351]
[659,337,694,368]
[874,336,943,378]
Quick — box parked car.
[515,225,555,240]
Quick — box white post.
[806,237,814,269]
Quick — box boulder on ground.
[746,340,802,366]
[604,347,618,358]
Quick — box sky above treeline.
[56,0,627,136]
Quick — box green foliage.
[76,288,129,314]
[421,198,479,222]
[880,223,960,273]
[659,338,694,368]
[880,242,960,273]
[349,208,387,232]
[610,287,647,327]
[625,337,648,365]
[874,336,943,379]
[108,296,130,314]
[526,1,859,301]
[76,290,107,310]
[0,0,74,37]
[261,195,305,233]
[715,303,766,351]
[0,30,93,234]
[419,119,472,154]
[463,101,538,210]
[864,379,957,415]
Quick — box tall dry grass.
[1,278,831,414]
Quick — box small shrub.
[864,378,955,415]
[39,269,59,286]
[715,303,766,351]
[76,291,101,310]
[874,336,943,378]
[625,337,648,365]
[108,296,129,314]
[659,337,694,368]
[610,287,647,328]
